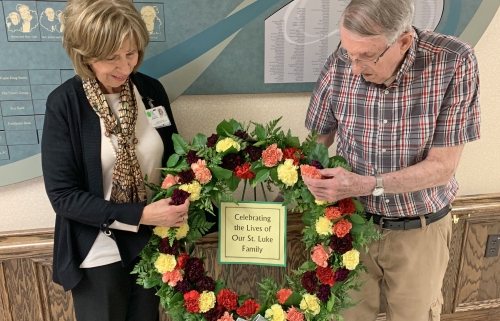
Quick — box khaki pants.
[342,212,452,321]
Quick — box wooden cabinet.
[1,194,500,321]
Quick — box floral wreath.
[133,118,379,321]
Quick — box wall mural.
[0,0,497,185]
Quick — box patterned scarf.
[83,78,146,204]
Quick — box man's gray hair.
[341,0,414,44]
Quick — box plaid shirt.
[305,28,481,217]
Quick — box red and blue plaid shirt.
[305,28,481,217]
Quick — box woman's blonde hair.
[61,0,150,79]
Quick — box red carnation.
[335,268,350,282]
[207,134,219,148]
[236,299,260,318]
[221,154,243,171]
[244,145,263,162]
[174,279,191,294]
[177,169,196,184]
[183,290,200,313]
[186,150,200,165]
[282,147,303,166]
[234,162,256,179]
[204,304,226,321]
[169,188,191,205]
[339,198,355,214]
[217,289,238,311]
[196,275,215,292]
[184,257,205,282]
[301,271,318,294]
[158,237,179,255]
[175,252,190,270]
[316,266,336,286]
[329,233,353,254]
[317,284,332,303]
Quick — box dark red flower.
[169,188,191,205]
[217,289,238,311]
[183,290,200,313]
[184,257,205,282]
[221,154,243,171]
[282,147,303,166]
[334,268,350,282]
[158,237,179,255]
[317,284,332,303]
[339,198,356,214]
[329,233,353,254]
[196,275,215,292]
[177,169,196,184]
[234,129,249,140]
[174,279,192,294]
[234,162,256,180]
[316,266,336,286]
[207,134,219,148]
[175,252,190,270]
[301,271,318,294]
[204,304,225,321]
[311,160,324,169]
[244,145,263,162]
[186,150,200,165]
[236,299,260,318]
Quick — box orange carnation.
[162,174,178,189]
[191,160,212,184]
[262,144,283,167]
[277,288,293,304]
[333,219,352,238]
[325,206,342,220]
[300,165,322,179]
[162,269,183,287]
[311,244,331,268]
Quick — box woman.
[41,0,188,320]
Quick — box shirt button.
[384,90,389,94]
[382,149,387,152]
[385,199,390,203]
[383,119,388,124]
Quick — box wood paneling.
[1,194,500,321]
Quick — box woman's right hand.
[140,198,190,227]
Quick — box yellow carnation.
[176,221,189,239]
[342,249,360,270]
[154,253,176,274]
[300,293,320,316]
[179,181,202,201]
[315,216,333,236]
[216,137,240,153]
[277,159,298,187]
[153,226,170,238]
[198,291,216,313]
[265,304,286,321]
[315,200,328,206]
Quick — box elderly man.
[303,0,480,320]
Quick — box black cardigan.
[41,72,178,291]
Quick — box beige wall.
[1,12,500,232]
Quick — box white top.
[80,86,164,268]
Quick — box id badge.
[145,106,171,128]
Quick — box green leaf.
[330,155,348,166]
[211,166,233,180]
[349,213,365,225]
[214,281,226,295]
[227,175,241,192]
[284,291,303,306]
[301,210,313,225]
[169,291,184,304]
[310,143,329,168]
[202,179,216,193]
[254,169,270,185]
[220,146,239,156]
[285,136,300,148]
[216,120,234,136]
[172,134,188,155]
[353,199,365,213]
[229,119,242,132]
[167,154,180,167]
[192,133,207,147]
[298,260,316,271]
[300,188,314,203]
[255,125,267,141]
[143,275,161,288]
[253,140,267,147]
[270,168,279,182]
[327,294,335,312]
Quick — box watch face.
[372,188,384,197]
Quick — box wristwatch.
[372,173,384,196]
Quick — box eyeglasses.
[333,41,393,67]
